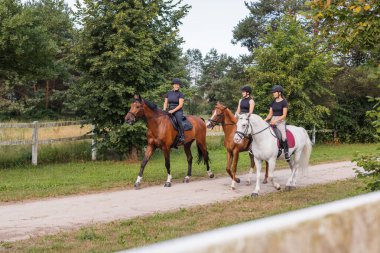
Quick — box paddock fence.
[0,121,96,165]
[0,121,336,165]
[120,190,380,253]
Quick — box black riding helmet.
[271,85,284,93]
[240,85,252,94]
[171,78,182,86]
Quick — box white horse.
[233,114,312,196]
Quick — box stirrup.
[284,152,290,161]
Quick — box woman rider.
[163,78,185,142]
[264,85,290,161]
[235,85,255,117]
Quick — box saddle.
[271,126,295,158]
[168,114,193,149]
[168,114,193,131]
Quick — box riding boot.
[283,139,290,161]
[177,123,185,142]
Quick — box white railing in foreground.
[119,191,380,253]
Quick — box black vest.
[240,97,252,113]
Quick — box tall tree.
[247,16,338,127]
[69,0,189,153]
[0,0,74,120]
[232,0,307,51]
[184,48,203,86]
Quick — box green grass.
[0,141,378,202]
[0,179,369,253]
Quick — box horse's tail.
[196,143,210,165]
[299,128,312,171]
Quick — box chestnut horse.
[125,95,214,189]
[206,102,268,189]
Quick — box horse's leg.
[225,151,233,178]
[247,152,254,185]
[183,141,194,183]
[163,147,172,187]
[231,149,240,190]
[263,161,269,184]
[135,144,156,189]
[268,157,281,191]
[286,150,300,190]
[197,141,214,178]
[252,157,262,197]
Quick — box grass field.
[0,179,369,253]
[0,141,378,202]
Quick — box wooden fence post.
[312,125,316,145]
[32,121,39,165]
[91,125,97,161]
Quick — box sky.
[64,0,250,57]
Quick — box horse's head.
[206,102,227,129]
[125,95,145,124]
[234,114,252,144]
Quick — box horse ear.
[134,94,142,102]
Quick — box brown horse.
[206,102,268,189]
[125,95,214,189]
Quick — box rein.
[207,107,236,129]
[235,118,274,139]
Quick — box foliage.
[69,0,189,154]
[232,0,308,51]
[247,16,338,127]
[0,0,75,120]
[354,151,380,191]
[328,66,379,142]
[311,0,380,58]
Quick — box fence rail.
[0,121,336,165]
[0,121,95,165]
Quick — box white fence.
[120,191,380,253]
[0,121,96,165]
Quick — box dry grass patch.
[0,124,92,141]
[1,179,368,253]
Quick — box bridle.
[235,117,273,139]
[207,106,235,129]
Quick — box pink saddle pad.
[277,130,295,148]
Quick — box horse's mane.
[143,99,167,115]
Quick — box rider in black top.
[235,85,255,117]
[264,85,290,161]
[164,78,185,142]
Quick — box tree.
[0,0,75,120]
[69,0,189,154]
[247,16,338,127]
[312,0,380,190]
[184,49,203,86]
[232,0,308,51]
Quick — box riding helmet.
[171,78,182,86]
[240,85,252,94]
[271,85,284,93]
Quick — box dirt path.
[0,161,357,242]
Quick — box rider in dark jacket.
[163,78,185,142]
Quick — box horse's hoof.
[134,182,140,190]
[276,186,281,191]
[208,172,214,178]
[246,181,251,186]
[251,193,259,197]
[164,182,172,187]
[235,178,240,183]
[285,186,296,191]
[183,177,190,183]
[262,178,268,184]
[231,186,235,190]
